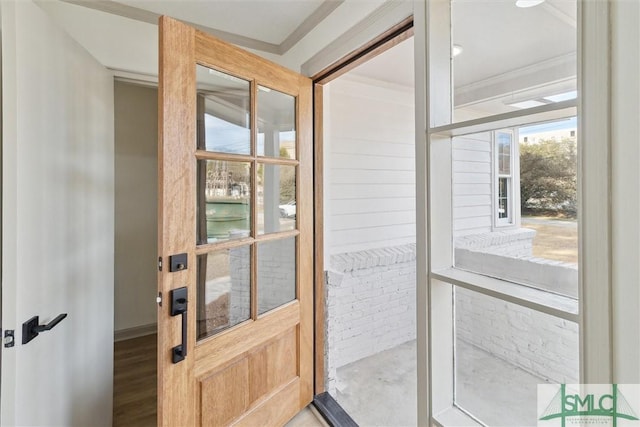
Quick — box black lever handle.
[170,287,188,363]
[35,313,68,332]
[22,313,68,344]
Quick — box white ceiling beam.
[454,52,576,107]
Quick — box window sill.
[431,267,579,322]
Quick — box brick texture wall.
[325,244,417,393]
[324,240,579,391]
[456,287,579,383]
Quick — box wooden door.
[157,16,313,426]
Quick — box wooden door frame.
[311,16,414,396]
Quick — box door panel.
[158,16,313,426]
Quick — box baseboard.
[114,323,157,342]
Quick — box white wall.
[324,75,416,255]
[1,1,114,425]
[114,81,158,334]
[611,0,640,384]
[452,132,493,236]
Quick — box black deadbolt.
[169,253,188,272]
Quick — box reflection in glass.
[196,247,251,340]
[452,120,578,295]
[497,132,511,174]
[498,177,509,220]
[257,237,296,315]
[451,0,576,122]
[257,164,296,234]
[454,287,578,426]
[257,86,296,158]
[196,64,250,154]
[197,160,251,244]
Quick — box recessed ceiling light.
[452,44,464,57]
[507,100,548,109]
[543,90,577,103]
[516,0,545,8]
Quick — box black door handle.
[170,287,187,363]
[22,313,68,344]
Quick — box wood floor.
[113,334,326,426]
[113,334,157,426]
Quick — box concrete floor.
[334,340,417,426]
[456,340,546,426]
[332,339,547,426]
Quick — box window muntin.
[194,63,301,341]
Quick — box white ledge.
[429,100,577,137]
[431,267,579,322]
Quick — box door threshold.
[312,392,359,427]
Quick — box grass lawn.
[522,216,578,264]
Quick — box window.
[424,0,582,425]
[495,130,515,226]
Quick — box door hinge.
[4,330,15,348]
[156,292,162,307]
[158,257,163,272]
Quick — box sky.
[519,116,577,137]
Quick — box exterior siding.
[452,132,493,236]
[325,76,415,254]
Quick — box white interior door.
[1,1,114,425]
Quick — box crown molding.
[59,0,344,55]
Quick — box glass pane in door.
[257,86,296,158]
[197,160,251,244]
[196,64,251,155]
[196,246,251,340]
[257,237,296,315]
[257,164,296,234]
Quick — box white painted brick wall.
[229,246,251,325]
[324,241,579,393]
[456,287,579,383]
[326,244,417,394]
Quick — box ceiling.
[40,0,388,76]
[41,0,577,118]
[350,0,577,119]
[350,36,415,88]
[116,0,329,46]
[452,0,576,88]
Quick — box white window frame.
[413,0,613,425]
[493,129,519,228]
